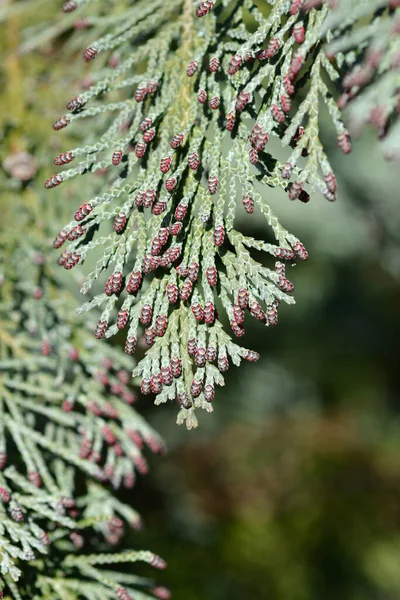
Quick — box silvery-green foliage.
[48,0,399,428]
[0,235,166,599]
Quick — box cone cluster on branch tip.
[0,237,168,598]
[46,0,400,428]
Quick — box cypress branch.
[48,0,400,424]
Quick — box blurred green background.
[1,3,400,599]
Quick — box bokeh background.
[1,3,400,599]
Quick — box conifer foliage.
[49,0,400,428]
[0,235,167,597]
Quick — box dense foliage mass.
[48,0,400,425]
